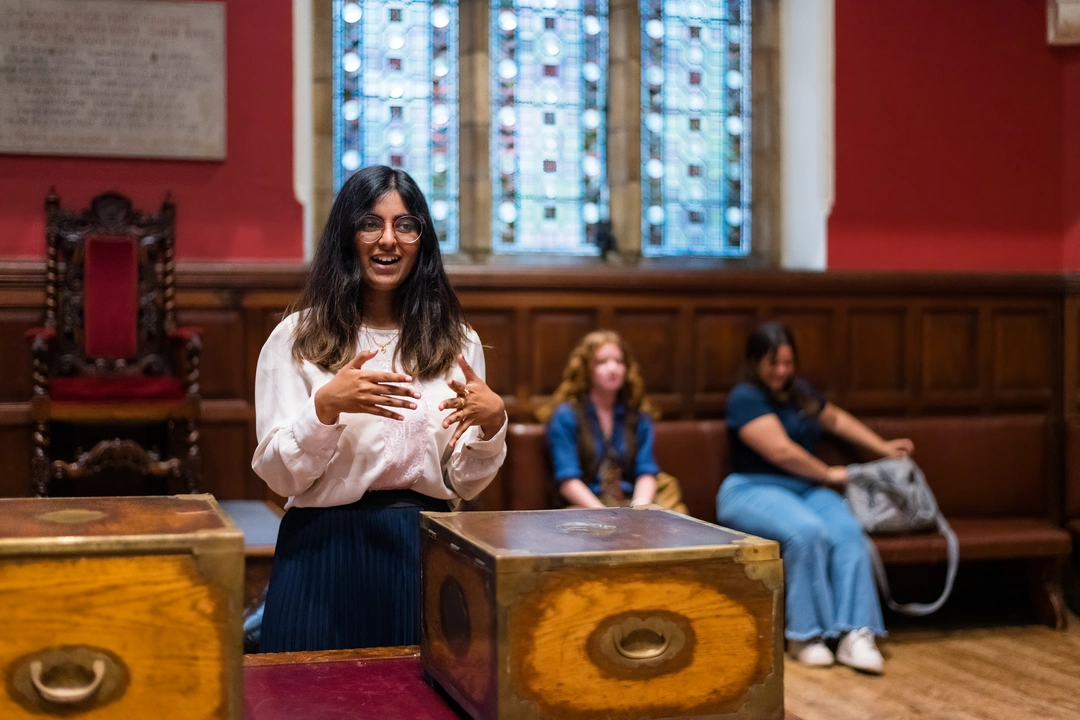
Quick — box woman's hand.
[313,350,420,425]
[882,438,914,458]
[439,354,505,448]
[823,465,849,490]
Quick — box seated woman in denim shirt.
[538,330,686,511]
[716,321,913,675]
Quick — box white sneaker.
[836,628,884,674]
[788,638,834,667]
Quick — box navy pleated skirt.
[258,490,449,653]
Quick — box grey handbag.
[844,457,959,616]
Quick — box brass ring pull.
[29,660,106,703]
[9,646,127,712]
[29,657,107,704]
[612,627,671,660]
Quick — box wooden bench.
[477,414,1072,628]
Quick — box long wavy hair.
[290,166,467,379]
[536,330,656,422]
[740,320,822,415]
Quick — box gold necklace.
[365,327,396,354]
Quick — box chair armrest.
[167,326,203,342]
[24,327,56,344]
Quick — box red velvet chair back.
[42,191,178,378]
[84,235,139,359]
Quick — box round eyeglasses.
[356,215,424,244]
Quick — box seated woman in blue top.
[539,330,686,511]
[717,321,913,675]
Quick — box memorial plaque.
[0,0,226,160]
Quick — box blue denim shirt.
[546,400,661,496]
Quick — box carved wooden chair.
[26,191,202,497]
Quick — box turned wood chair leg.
[1028,558,1068,630]
[184,420,202,493]
[31,422,51,497]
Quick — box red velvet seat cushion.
[50,375,186,403]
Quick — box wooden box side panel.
[421,537,497,719]
[0,554,242,719]
[503,558,783,720]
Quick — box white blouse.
[252,313,507,509]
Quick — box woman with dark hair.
[252,166,506,652]
[539,330,687,512]
[716,321,912,674]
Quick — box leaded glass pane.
[333,0,459,252]
[491,0,609,254]
[640,0,750,257]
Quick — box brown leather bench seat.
[479,413,1071,628]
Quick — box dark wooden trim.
[0,260,1070,296]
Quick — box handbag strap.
[865,514,959,616]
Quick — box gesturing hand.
[313,350,420,425]
[883,438,914,458]
[439,354,505,448]
[823,465,849,490]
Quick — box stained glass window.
[640,0,751,256]
[491,0,608,254]
[333,0,459,252]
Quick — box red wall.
[1065,48,1080,269]
[0,0,303,261]
[3,1,1076,268]
[829,0,1077,271]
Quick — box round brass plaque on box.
[439,576,472,657]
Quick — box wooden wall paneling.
[906,300,925,416]
[1066,294,1080,420]
[529,309,598,401]
[769,308,836,395]
[176,309,247,399]
[991,306,1054,409]
[1,263,1074,500]
[199,421,257,500]
[0,427,31,497]
[512,306,531,421]
[463,308,516,398]
[846,307,909,411]
[675,303,695,419]
[0,307,39,403]
[612,307,681,415]
[692,308,758,418]
[921,307,981,410]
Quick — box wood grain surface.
[0,554,234,719]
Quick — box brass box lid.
[421,507,778,573]
[0,494,242,557]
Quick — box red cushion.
[50,376,186,402]
[84,235,138,359]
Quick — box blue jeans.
[716,473,885,640]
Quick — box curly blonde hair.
[535,330,657,422]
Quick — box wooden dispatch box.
[0,494,244,719]
[420,507,784,720]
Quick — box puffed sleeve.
[442,329,507,500]
[251,317,347,497]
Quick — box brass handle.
[612,626,671,660]
[29,657,107,704]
